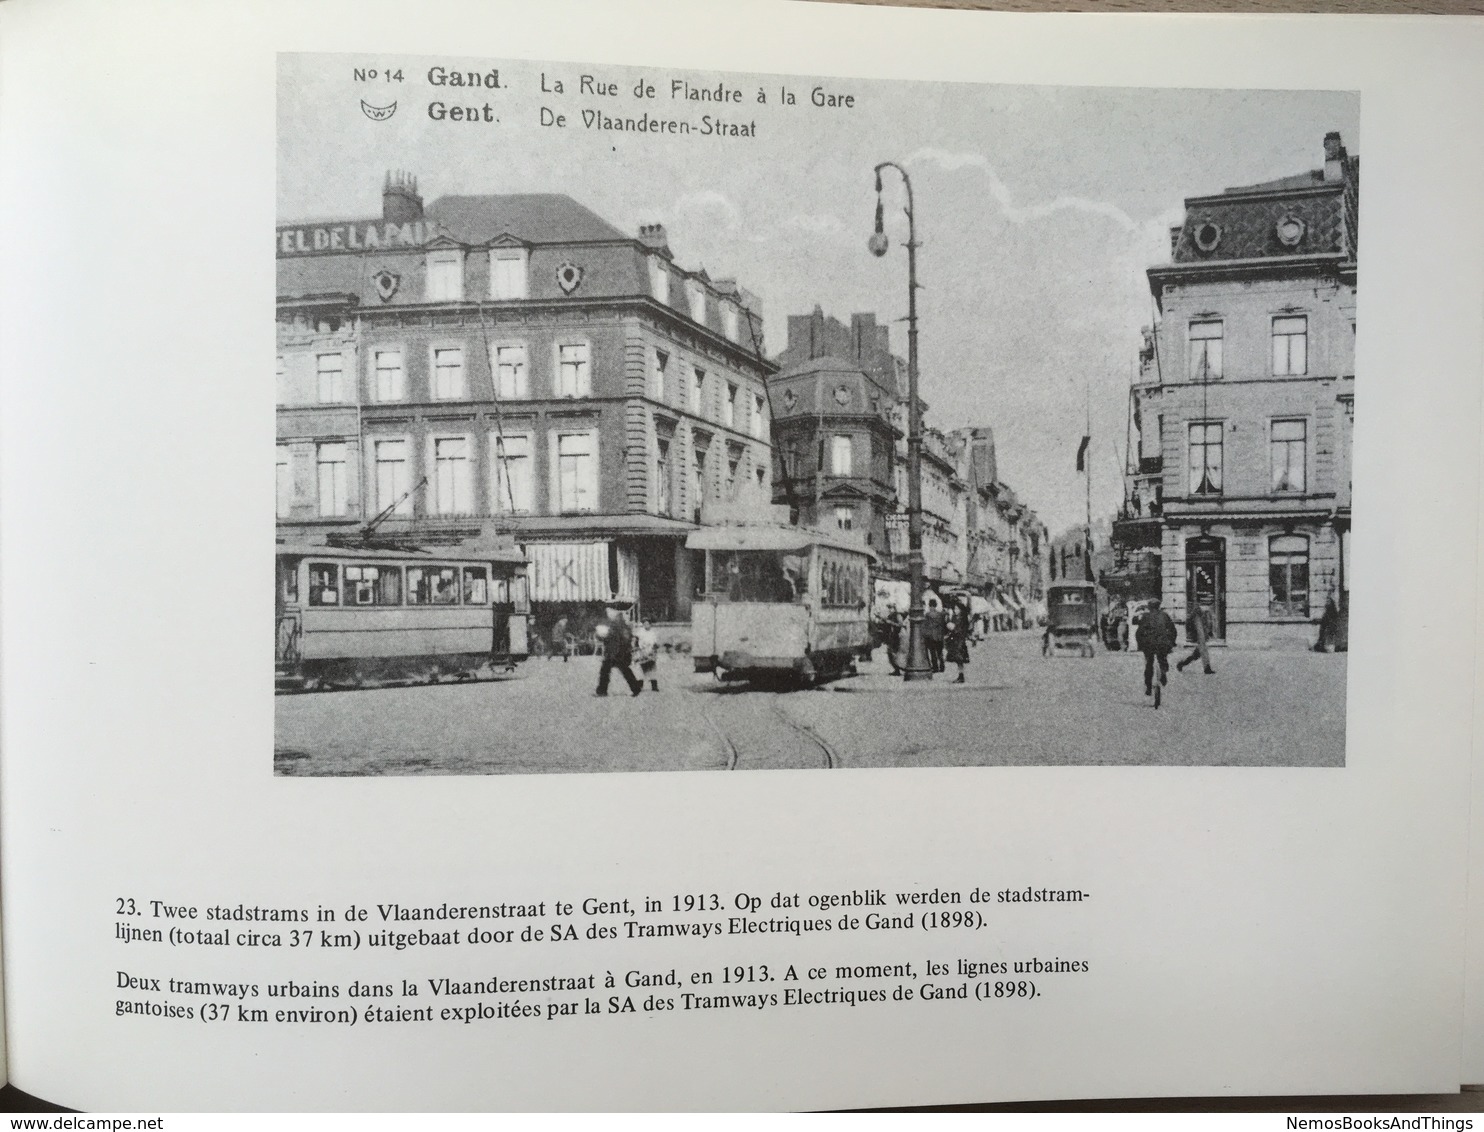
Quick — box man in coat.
[595,602,643,697]
[922,598,947,674]
[1175,600,1217,675]
[1135,598,1179,697]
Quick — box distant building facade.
[1116,132,1356,648]
[276,173,774,635]
[768,308,900,551]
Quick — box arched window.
[1269,535,1310,618]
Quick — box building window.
[648,257,668,303]
[831,435,853,476]
[556,343,590,397]
[1188,320,1223,381]
[491,432,533,514]
[316,353,344,403]
[315,442,348,517]
[1188,422,1223,495]
[1269,534,1310,617]
[275,355,287,404]
[489,248,528,300]
[751,394,765,439]
[687,280,706,324]
[276,446,293,518]
[1271,419,1307,493]
[426,250,463,302]
[653,349,669,402]
[432,347,465,399]
[722,304,740,342]
[755,465,766,492]
[724,383,737,428]
[726,450,741,498]
[555,431,597,512]
[690,368,706,416]
[495,345,529,399]
[656,438,673,516]
[691,447,708,516]
[373,349,404,402]
[834,505,854,532]
[433,437,471,515]
[1272,315,1308,376]
[374,439,412,517]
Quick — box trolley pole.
[871,161,933,681]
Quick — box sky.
[279,55,1359,536]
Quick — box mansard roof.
[1165,151,1358,268]
[425,193,629,245]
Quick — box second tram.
[687,526,874,686]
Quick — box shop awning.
[524,541,638,604]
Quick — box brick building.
[276,173,774,637]
[1116,133,1356,648]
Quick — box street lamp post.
[870,161,933,681]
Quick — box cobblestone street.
[275,630,1346,775]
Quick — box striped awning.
[524,541,638,604]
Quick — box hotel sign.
[277,219,436,256]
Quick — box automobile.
[1042,581,1100,658]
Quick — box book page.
[2,0,1482,1111]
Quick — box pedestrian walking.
[550,615,570,662]
[634,619,660,692]
[944,599,971,684]
[595,601,642,697]
[1175,601,1216,674]
[923,597,947,674]
[1136,597,1178,701]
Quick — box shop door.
[1184,536,1226,641]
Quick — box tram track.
[768,699,837,769]
[703,690,838,772]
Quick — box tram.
[687,525,874,686]
[275,540,530,692]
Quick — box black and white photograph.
[274,54,1357,775]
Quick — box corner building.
[1125,133,1355,648]
[276,173,774,637]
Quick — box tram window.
[463,566,489,604]
[820,556,865,607]
[344,565,402,606]
[308,563,339,606]
[490,576,510,603]
[713,551,803,603]
[408,566,461,605]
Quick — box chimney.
[850,313,878,366]
[971,427,998,487]
[383,170,423,223]
[638,223,670,255]
[1323,132,1347,183]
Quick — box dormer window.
[426,249,464,301]
[648,257,669,304]
[686,280,707,325]
[490,247,528,300]
[722,304,740,342]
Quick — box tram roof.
[275,539,526,564]
[685,525,875,559]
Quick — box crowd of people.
[875,594,977,684]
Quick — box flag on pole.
[1075,435,1090,472]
